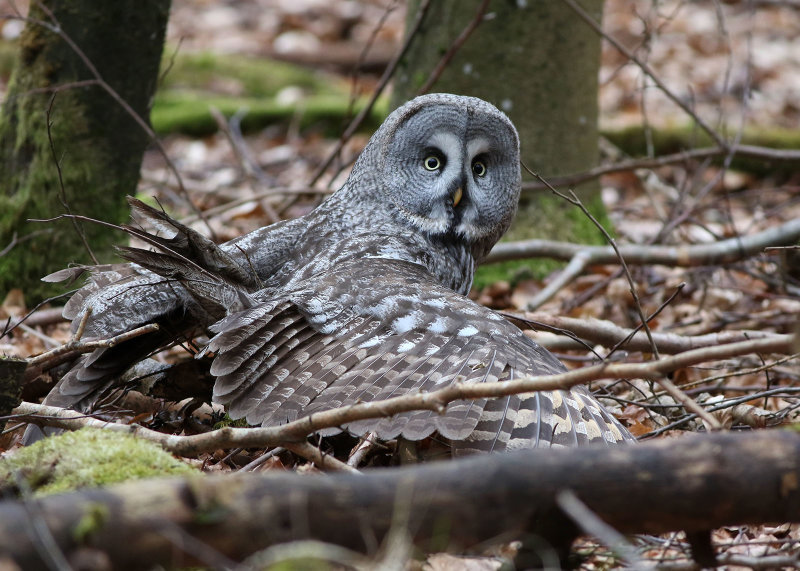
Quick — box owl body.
[30,94,634,451]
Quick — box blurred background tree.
[0,0,170,302]
[393,0,607,254]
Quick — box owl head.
[345,94,521,261]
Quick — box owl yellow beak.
[452,187,463,207]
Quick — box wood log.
[1,431,798,569]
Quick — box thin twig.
[209,106,281,225]
[509,311,785,355]
[556,490,647,568]
[307,0,432,187]
[657,376,722,430]
[524,167,661,357]
[522,250,592,310]
[26,323,160,372]
[10,333,795,456]
[283,442,359,474]
[29,6,215,239]
[605,283,685,358]
[519,144,800,193]
[562,0,727,149]
[14,474,72,571]
[46,92,98,264]
[237,447,285,472]
[416,0,491,94]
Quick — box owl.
[30,94,633,452]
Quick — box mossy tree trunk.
[0,0,171,303]
[393,0,607,254]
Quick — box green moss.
[73,503,110,543]
[212,414,250,431]
[0,428,196,496]
[150,50,393,136]
[473,258,559,291]
[567,191,614,245]
[151,92,387,137]
[476,192,614,289]
[602,124,800,178]
[0,40,17,80]
[160,50,338,98]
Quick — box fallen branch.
[23,323,160,381]
[0,431,798,569]
[484,217,800,266]
[520,144,800,192]
[11,334,796,456]
[2,307,66,331]
[510,311,791,354]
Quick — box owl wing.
[33,199,296,416]
[208,258,633,450]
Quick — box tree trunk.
[0,431,798,569]
[0,0,171,303]
[0,357,26,425]
[393,0,607,247]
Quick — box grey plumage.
[31,93,633,450]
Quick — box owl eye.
[423,155,442,171]
[472,160,487,177]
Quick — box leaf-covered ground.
[1,0,799,569]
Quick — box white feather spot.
[392,313,418,333]
[398,340,415,353]
[373,298,397,319]
[457,325,479,337]
[305,297,323,314]
[425,297,447,309]
[429,316,448,334]
[358,337,382,349]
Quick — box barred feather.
[205,258,634,449]
[31,94,635,454]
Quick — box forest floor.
[1,0,800,569]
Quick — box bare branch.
[509,311,789,355]
[11,334,795,455]
[484,217,800,265]
[24,323,160,379]
[1,431,799,569]
[520,144,800,193]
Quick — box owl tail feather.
[23,199,258,445]
[124,198,259,289]
[116,198,257,318]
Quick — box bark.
[0,0,170,302]
[393,0,607,244]
[0,357,26,425]
[1,431,798,569]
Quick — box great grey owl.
[29,93,633,452]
